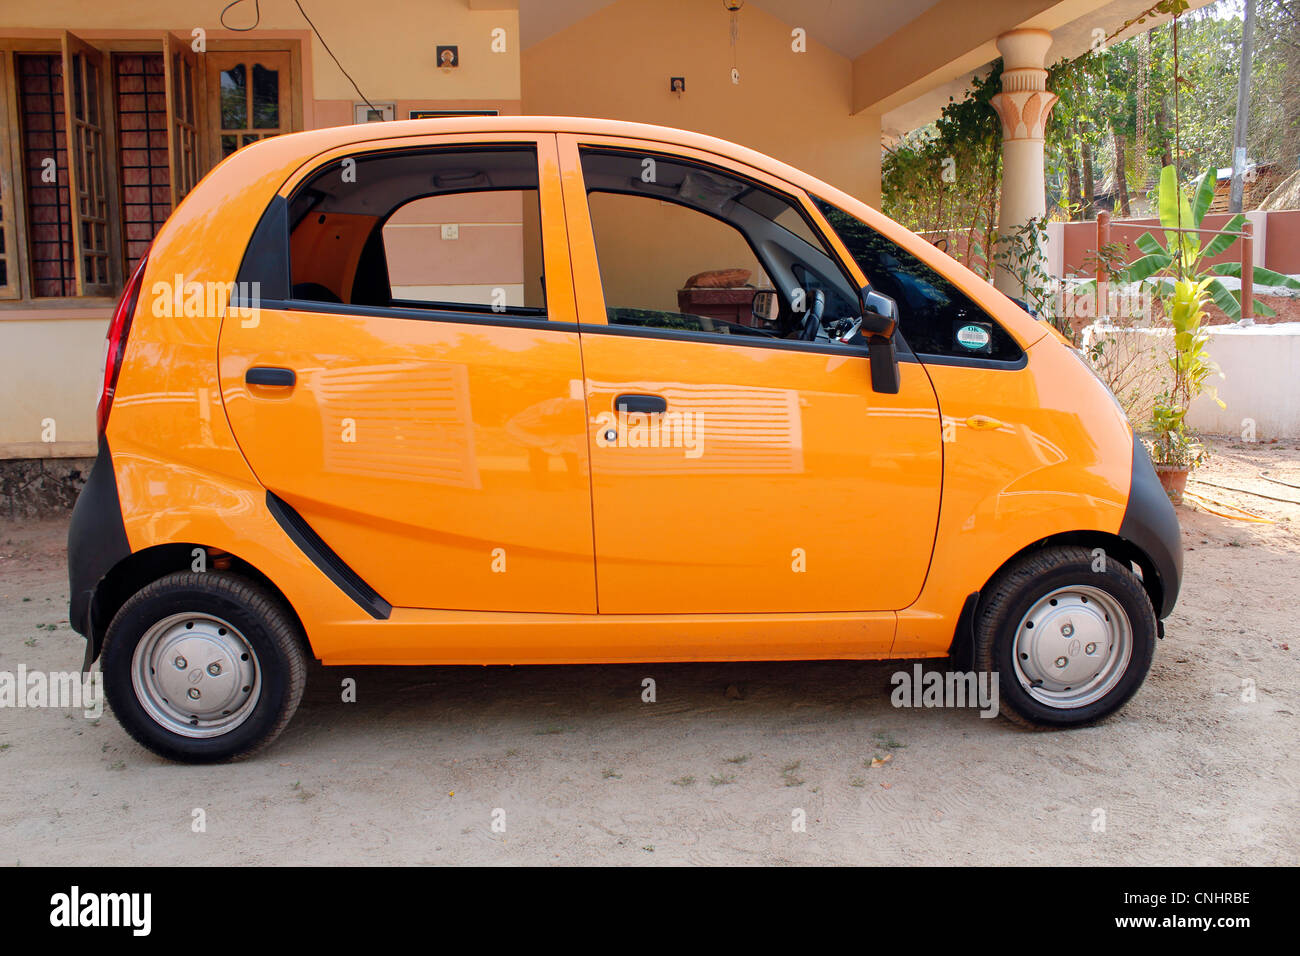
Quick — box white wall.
[1084,322,1300,440]
[1188,323,1300,440]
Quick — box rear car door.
[218,133,596,613]
[557,136,943,618]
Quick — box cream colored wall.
[4,0,520,100]
[521,0,882,207]
[0,318,104,457]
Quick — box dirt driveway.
[1,438,1296,866]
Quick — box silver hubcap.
[1012,585,1131,709]
[131,613,261,738]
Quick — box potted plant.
[1147,277,1220,503]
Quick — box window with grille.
[0,34,298,301]
[17,53,75,297]
[114,53,170,273]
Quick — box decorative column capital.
[990,28,1057,142]
[990,89,1058,141]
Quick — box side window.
[812,197,1024,362]
[578,148,856,341]
[287,146,545,315]
[586,189,774,335]
[384,189,543,311]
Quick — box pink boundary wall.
[1055,210,1300,278]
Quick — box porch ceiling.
[519,0,1216,133]
[518,0,940,56]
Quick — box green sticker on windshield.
[955,322,992,354]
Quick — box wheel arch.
[84,543,312,668]
[948,530,1164,664]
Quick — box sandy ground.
[0,438,1297,866]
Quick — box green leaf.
[1135,232,1165,256]
[1191,168,1216,226]
[1210,262,1300,288]
[1157,165,1196,265]
[1205,278,1241,320]
[1249,266,1300,290]
[1121,252,1173,283]
[1157,165,1181,231]
[1253,299,1278,318]
[1200,214,1247,260]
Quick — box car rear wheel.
[100,572,307,762]
[975,546,1157,729]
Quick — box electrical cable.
[1188,478,1300,506]
[1260,471,1300,491]
[292,0,379,115]
[220,0,261,31]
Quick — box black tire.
[975,545,1157,729]
[100,571,307,763]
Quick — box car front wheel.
[975,545,1157,728]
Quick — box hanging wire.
[291,0,379,115]
[218,1,377,114]
[220,0,261,32]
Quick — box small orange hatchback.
[69,117,1181,762]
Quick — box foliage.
[885,1,1300,233]
[881,66,1003,274]
[1120,164,1300,318]
[990,216,1070,336]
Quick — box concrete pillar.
[989,28,1057,297]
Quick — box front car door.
[557,135,943,621]
[218,133,596,613]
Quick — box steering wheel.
[798,288,826,342]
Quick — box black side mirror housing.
[855,287,900,395]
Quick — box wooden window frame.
[0,34,302,305]
[0,50,22,299]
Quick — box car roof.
[243,115,856,210]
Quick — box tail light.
[97,253,149,435]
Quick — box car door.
[557,135,943,617]
[218,133,597,613]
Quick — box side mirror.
[751,290,779,324]
[856,287,900,395]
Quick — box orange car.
[68,117,1180,762]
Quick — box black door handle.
[615,393,667,415]
[246,366,296,387]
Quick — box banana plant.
[1119,165,1300,319]
[1148,276,1223,468]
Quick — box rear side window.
[286,146,545,315]
[812,197,1023,363]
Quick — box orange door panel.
[219,308,596,612]
[579,335,941,613]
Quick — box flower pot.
[1154,464,1189,505]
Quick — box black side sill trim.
[265,492,392,620]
